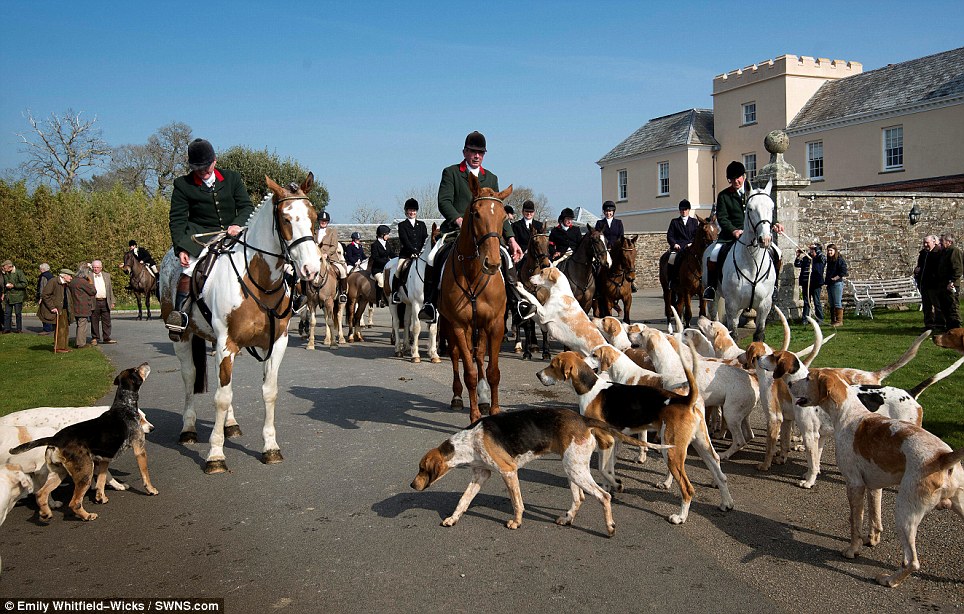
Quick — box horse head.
[696,215,719,248]
[265,173,322,282]
[466,173,512,276]
[619,235,638,282]
[587,225,612,268]
[744,179,774,249]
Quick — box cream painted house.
[600,46,964,232]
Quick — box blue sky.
[1,1,962,220]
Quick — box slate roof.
[597,109,717,165]
[789,46,964,129]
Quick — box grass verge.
[750,309,963,448]
[0,333,114,416]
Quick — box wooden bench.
[844,277,922,318]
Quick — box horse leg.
[622,289,633,325]
[335,299,345,344]
[135,294,143,321]
[485,332,502,416]
[541,325,551,361]
[325,300,338,348]
[145,290,152,321]
[366,304,374,328]
[410,306,423,363]
[306,303,317,350]
[174,336,200,444]
[259,334,288,465]
[753,300,772,343]
[427,319,441,363]
[449,332,465,413]
[521,320,533,360]
[205,350,235,474]
[462,335,481,423]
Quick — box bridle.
[729,191,775,297]
[456,195,504,267]
[607,238,637,286]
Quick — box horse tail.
[191,335,208,394]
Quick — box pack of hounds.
[2,273,963,587]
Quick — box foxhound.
[515,267,606,356]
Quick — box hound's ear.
[563,357,576,381]
[265,176,283,199]
[300,172,314,195]
[823,372,848,407]
[597,347,616,372]
[630,235,638,244]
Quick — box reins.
[730,192,775,307]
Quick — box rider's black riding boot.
[418,264,439,322]
[504,260,536,322]
[289,279,308,312]
[702,260,718,300]
[166,274,192,333]
[338,277,348,304]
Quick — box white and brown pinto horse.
[440,175,513,423]
[159,174,321,474]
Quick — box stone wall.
[629,192,963,292]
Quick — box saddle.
[186,233,243,325]
[391,257,415,298]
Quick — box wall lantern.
[908,197,921,225]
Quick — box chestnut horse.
[658,215,717,328]
[597,235,637,323]
[440,175,513,422]
[122,250,157,320]
[159,174,321,474]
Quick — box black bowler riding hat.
[679,199,691,211]
[504,205,515,216]
[464,131,487,153]
[560,207,575,221]
[602,200,616,212]
[188,138,216,170]
[129,240,138,247]
[404,198,419,211]
[726,160,746,181]
[319,210,331,222]
[522,199,535,213]
[377,224,391,237]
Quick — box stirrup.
[338,293,348,304]
[702,287,715,300]
[391,292,402,305]
[165,311,188,333]
[418,304,438,323]
[292,294,308,312]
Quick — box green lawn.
[749,309,963,448]
[0,333,114,415]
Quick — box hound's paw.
[607,523,616,537]
[95,493,109,505]
[506,519,521,530]
[797,478,816,489]
[719,499,735,512]
[39,510,53,521]
[865,532,881,547]
[145,485,159,496]
[82,512,99,521]
[875,572,904,588]
[841,546,860,559]
[441,516,458,527]
[107,479,128,491]
[555,514,573,526]
[756,462,771,472]
[668,513,686,525]
[774,456,788,465]
[655,478,673,490]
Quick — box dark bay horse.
[122,250,157,320]
[659,215,718,328]
[159,174,321,474]
[344,260,378,343]
[514,231,551,360]
[440,174,513,423]
[597,235,637,323]
[559,225,610,313]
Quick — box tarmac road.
[1,293,961,613]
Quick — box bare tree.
[146,121,193,195]
[504,185,552,227]
[17,109,112,191]
[350,204,391,224]
[109,144,153,192]
[395,183,441,218]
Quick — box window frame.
[743,153,757,181]
[742,102,757,126]
[657,161,670,196]
[617,169,628,201]
[806,141,824,180]
[883,126,903,171]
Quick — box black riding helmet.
[319,210,331,223]
[404,198,419,211]
[377,224,391,237]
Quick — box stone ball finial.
[764,130,789,154]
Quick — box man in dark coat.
[794,243,826,323]
[418,131,532,323]
[1,259,28,333]
[937,232,963,330]
[69,265,97,348]
[594,201,624,249]
[166,138,253,335]
[666,199,699,289]
[511,199,545,253]
[549,208,583,260]
[916,235,944,330]
[36,263,55,334]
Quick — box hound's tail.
[9,437,55,456]
[586,419,673,450]
[774,306,790,353]
[925,447,964,476]
[796,316,824,367]
[677,338,700,411]
[908,355,964,400]
[876,330,931,382]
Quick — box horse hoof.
[412,356,421,363]
[224,425,243,439]
[542,353,551,361]
[451,399,464,411]
[479,403,491,415]
[262,450,284,464]
[431,357,441,364]
[348,337,355,344]
[522,352,532,360]
[204,460,228,474]
[179,431,198,445]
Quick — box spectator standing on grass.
[69,264,97,348]
[937,232,963,330]
[36,263,55,334]
[824,244,849,328]
[794,243,825,324]
[1,259,28,334]
[916,235,944,332]
[89,259,117,345]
